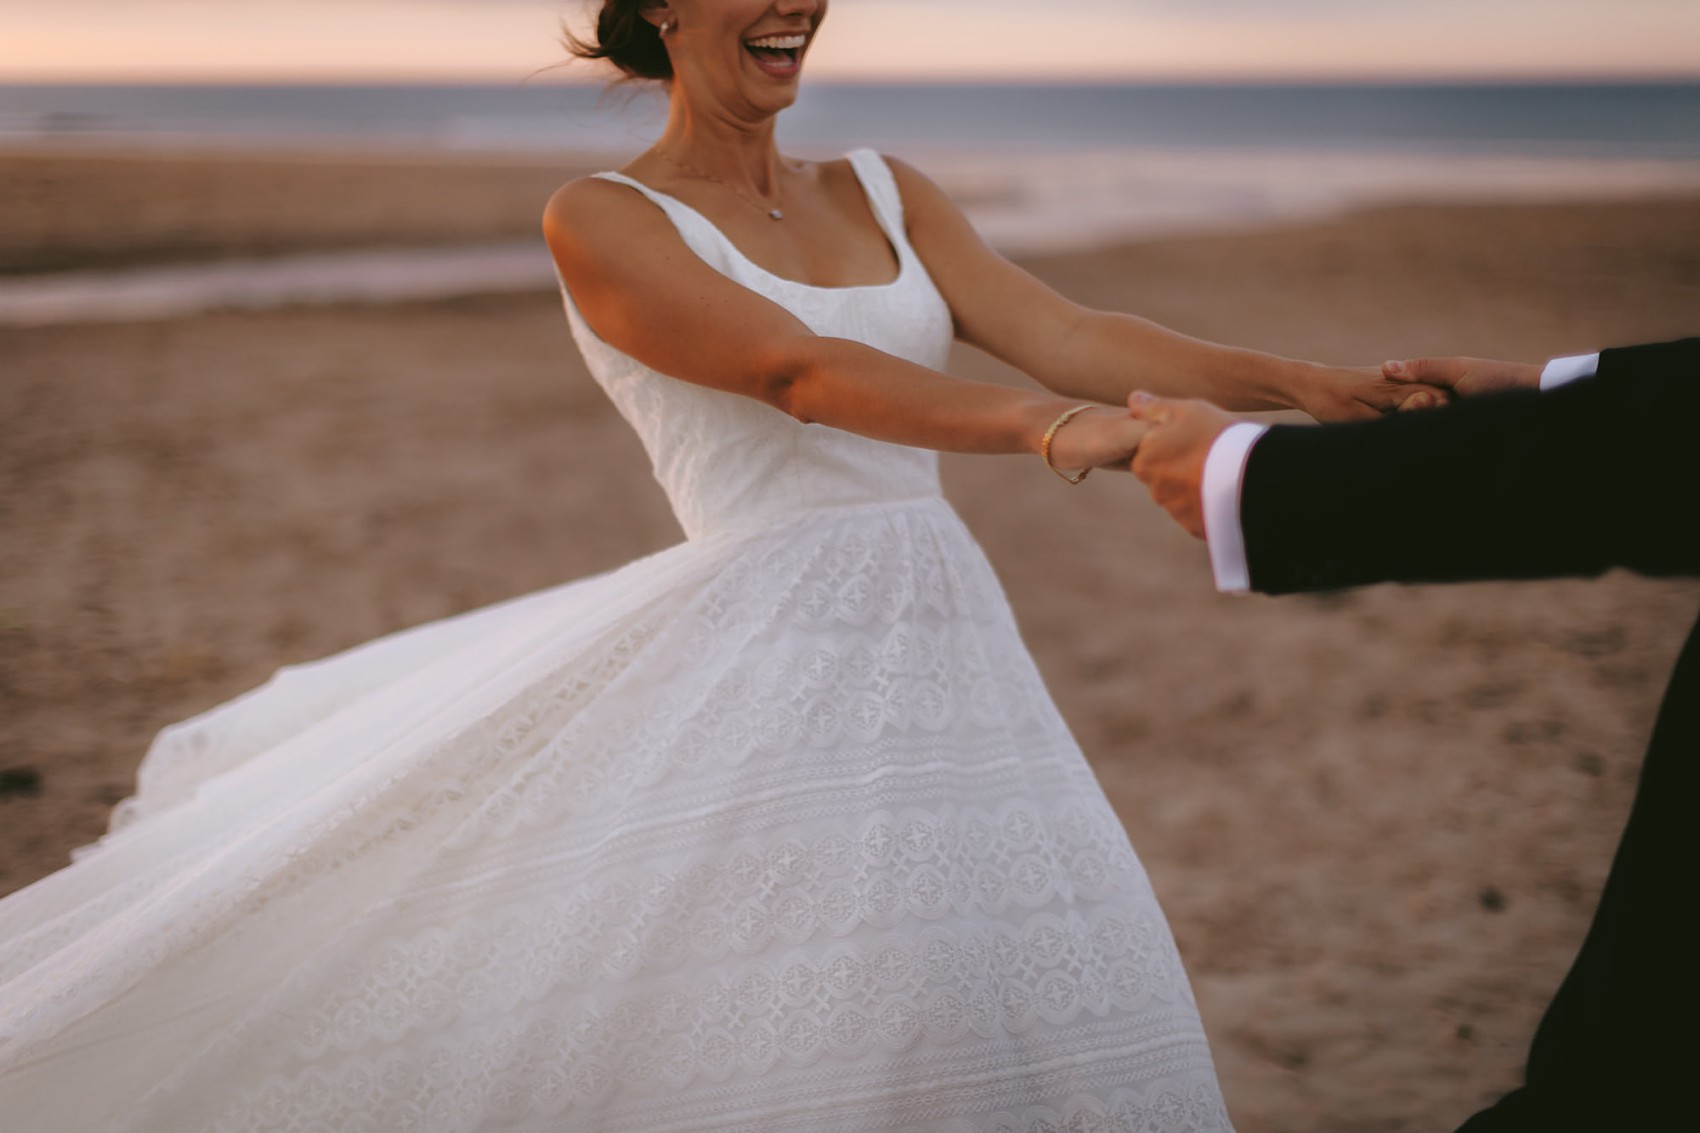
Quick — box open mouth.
[744,33,807,74]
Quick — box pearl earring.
[658,17,674,37]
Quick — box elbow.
[760,336,827,424]
[772,371,810,424]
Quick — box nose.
[773,0,820,19]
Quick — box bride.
[0,2,1434,1130]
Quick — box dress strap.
[588,170,738,274]
[589,156,913,283]
[590,171,699,229]
[842,149,912,259]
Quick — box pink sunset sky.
[4,0,1699,83]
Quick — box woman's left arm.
[886,157,1432,422]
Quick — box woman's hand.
[1382,356,1543,397]
[1292,363,1450,423]
[1043,405,1149,475]
[1126,392,1237,538]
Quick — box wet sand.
[3,147,1698,1131]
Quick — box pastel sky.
[4,0,1699,83]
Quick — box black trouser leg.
[1456,615,1700,1131]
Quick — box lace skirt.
[0,497,1232,1132]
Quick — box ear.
[639,1,673,31]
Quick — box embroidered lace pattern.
[0,150,1232,1130]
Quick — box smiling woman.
[564,0,823,104]
[1,0,1459,1129]
[562,0,812,84]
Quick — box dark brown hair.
[561,1,673,82]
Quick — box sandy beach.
[2,146,1697,1131]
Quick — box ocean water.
[4,81,1699,323]
[4,81,1700,159]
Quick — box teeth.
[746,34,806,50]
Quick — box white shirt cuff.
[1540,352,1599,390]
[1201,422,1269,595]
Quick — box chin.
[740,74,804,117]
[760,83,803,113]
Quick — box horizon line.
[7,71,1700,88]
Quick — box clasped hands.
[1041,356,1542,537]
[1125,356,1543,537]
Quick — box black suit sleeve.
[1240,338,1700,594]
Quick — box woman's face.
[654,0,827,118]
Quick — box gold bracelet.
[1040,404,1097,484]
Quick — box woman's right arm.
[541,177,1144,472]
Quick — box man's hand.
[1126,392,1236,540]
[1382,356,1541,399]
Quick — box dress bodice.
[554,149,955,541]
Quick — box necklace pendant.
[768,208,783,220]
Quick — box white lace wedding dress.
[0,150,1233,1132]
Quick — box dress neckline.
[593,151,911,295]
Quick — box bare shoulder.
[872,153,991,264]
[878,153,941,192]
[875,153,982,249]
[541,174,668,268]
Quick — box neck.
[655,88,786,194]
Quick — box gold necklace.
[654,149,794,221]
